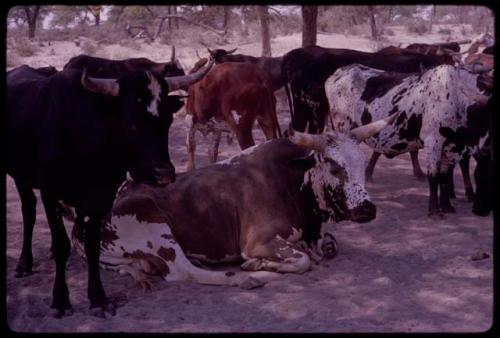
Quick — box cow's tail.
[270,92,282,138]
[282,62,295,129]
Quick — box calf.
[70,117,394,290]
[325,64,491,216]
[185,59,281,171]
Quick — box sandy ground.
[6,25,493,332]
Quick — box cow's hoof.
[15,269,33,278]
[50,307,74,318]
[90,303,116,318]
[466,189,474,202]
[441,205,456,214]
[240,258,263,271]
[239,277,265,290]
[414,172,426,181]
[138,279,154,293]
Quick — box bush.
[438,27,452,35]
[80,40,98,55]
[407,19,429,35]
[7,51,21,67]
[13,39,39,57]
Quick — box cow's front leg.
[240,237,312,274]
[410,150,426,181]
[207,130,221,163]
[427,173,441,216]
[365,151,381,183]
[186,120,197,171]
[438,168,455,213]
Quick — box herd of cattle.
[7,33,494,318]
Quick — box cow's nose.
[350,200,376,223]
[153,165,175,186]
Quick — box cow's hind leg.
[365,151,381,183]
[240,236,312,274]
[460,155,474,202]
[186,119,198,171]
[14,179,37,277]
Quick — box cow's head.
[289,114,397,223]
[80,59,213,186]
[207,48,237,63]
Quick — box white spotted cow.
[70,118,395,291]
[325,64,491,216]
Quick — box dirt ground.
[5,25,493,332]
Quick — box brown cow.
[185,58,282,171]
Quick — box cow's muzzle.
[153,165,175,186]
[350,200,376,223]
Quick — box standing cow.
[70,116,395,291]
[7,59,214,317]
[185,59,281,171]
[325,64,491,216]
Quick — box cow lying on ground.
[7,60,214,317]
[64,45,185,78]
[325,64,491,216]
[70,117,395,290]
[207,48,284,91]
[185,58,281,171]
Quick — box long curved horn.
[288,126,324,151]
[164,57,215,91]
[81,68,119,96]
[227,48,237,54]
[171,45,176,62]
[350,113,398,143]
[207,48,214,55]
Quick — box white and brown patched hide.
[71,136,376,288]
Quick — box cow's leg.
[365,151,381,182]
[446,164,456,199]
[40,188,73,318]
[226,112,255,150]
[257,115,277,140]
[240,236,312,274]
[186,121,198,171]
[13,179,37,278]
[207,130,221,163]
[410,150,426,181]
[459,155,474,202]
[438,167,456,214]
[427,173,441,216]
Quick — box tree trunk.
[302,6,318,47]
[368,6,379,41]
[223,6,230,36]
[258,6,272,56]
[24,6,40,39]
[240,6,249,36]
[429,5,436,32]
[167,6,172,30]
[387,6,393,23]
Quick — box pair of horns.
[288,113,398,150]
[207,47,237,55]
[81,57,215,95]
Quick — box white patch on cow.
[126,171,133,181]
[216,140,271,166]
[84,216,90,222]
[147,76,162,117]
[231,110,241,124]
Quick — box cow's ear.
[289,153,316,171]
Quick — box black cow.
[281,45,455,134]
[6,60,214,317]
[64,46,185,78]
[207,48,284,91]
